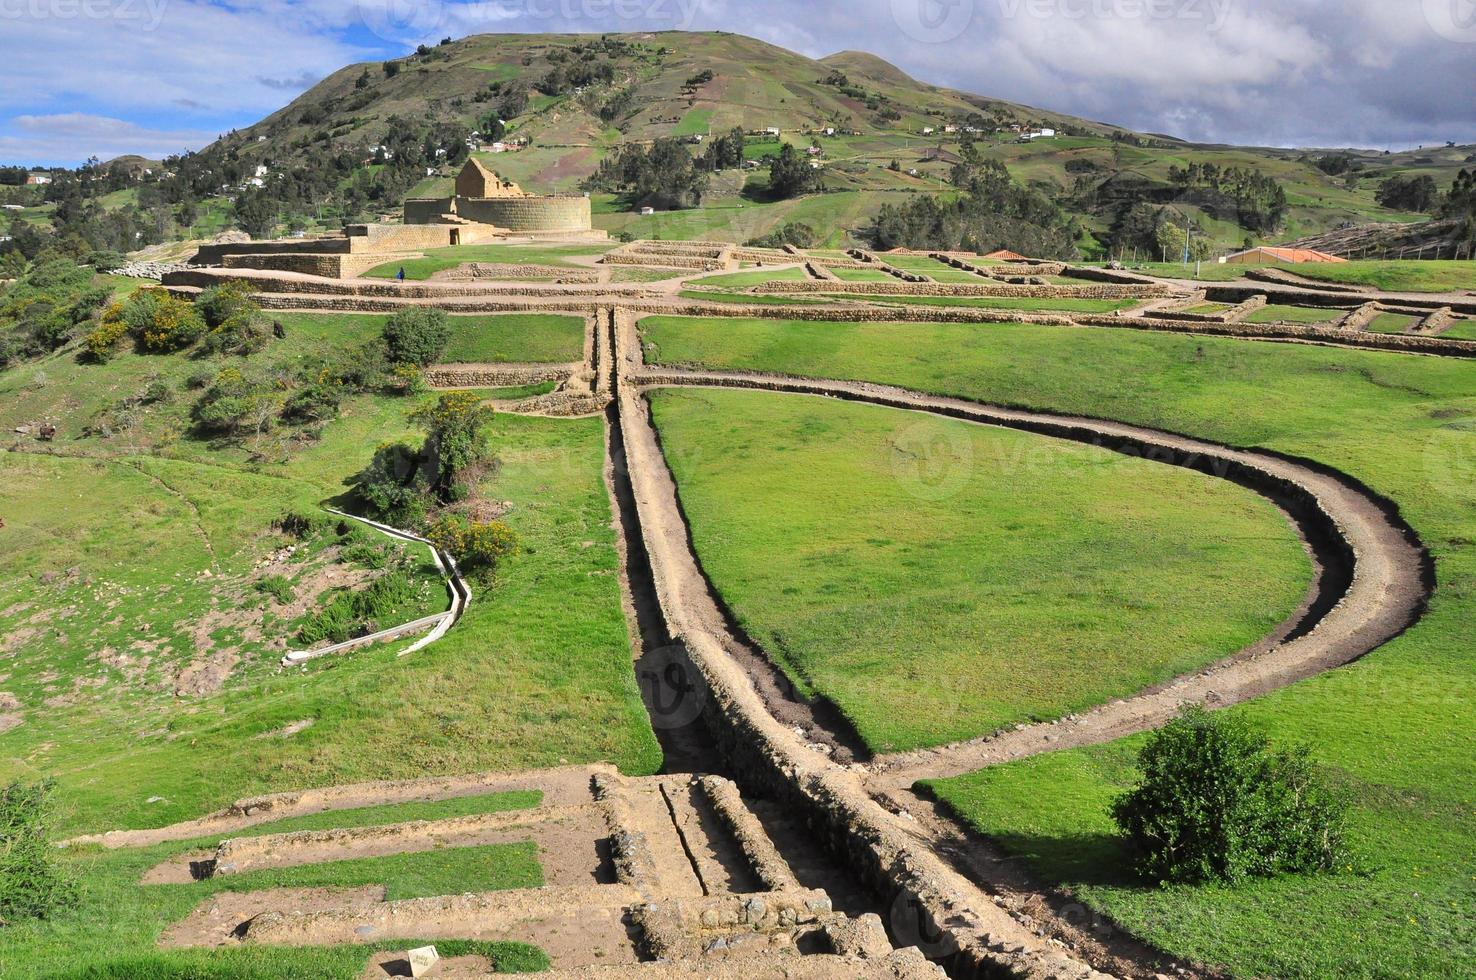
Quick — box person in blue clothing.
[396,267,406,281]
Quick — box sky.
[0,0,1472,166]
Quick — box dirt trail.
[628,365,1428,791]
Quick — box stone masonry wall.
[458,196,592,233]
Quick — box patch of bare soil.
[360,951,495,979]
[0,690,22,733]
[254,718,315,740]
[159,886,385,948]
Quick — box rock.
[826,913,893,958]
[407,945,440,977]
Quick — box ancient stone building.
[405,159,595,236]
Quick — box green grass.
[688,267,807,289]
[0,790,548,977]
[881,254,987,283]
[1243,304,1350,324]
[831,266,896,283]
[436,314,585,363]
[639,313,1476,979]
[0,321,659,838]
[672,108,714,137]
[364,243,612,280]
[1276,259,1476,294]
[1365,312,1420,334]
[648,387,1309,753]
[813,294,1139,313]
[221,841,541,900]
[1442,318,1476,340]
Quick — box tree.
[381,308,450,367]
[768,143,821,199]
[1112,705,1348,885]
[411,392,496,502]
[1376,174,1439,213]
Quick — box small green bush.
[382,308,451,367]
[426,514,519,579]
[1112,705,1348,885]
[254,575,294,604]
[0,780,77,925]
[296,571,418,645]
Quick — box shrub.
[281,382,342,424]
[255,575,294,604]
[0,780,77,925]
[381,308,450,367]
[191,367,275,437]
[123,289,206,353]
[1111,705,1348,885]
[195,280,258,329]
[426,514,519,578]
[82,302,129,362]
[411,392,495,501]
[296,571,418,645]
[350,443,430,526]
[200,311,269,357]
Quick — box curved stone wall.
[458,196,592,233]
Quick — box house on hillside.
[25,172,51,185]
[1221,246,1347,266]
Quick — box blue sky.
[1,0,1472,166]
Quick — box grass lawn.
[1,322,659,838]
[0,791,547,978]
[1280,259,1476,294]
[1365,312,1420,334]
[363,243,613,280]
[1243,304,1350,324]
[688,267,808,289]
[831,266,897,283]
[814,294,1139,313]
[437,314,585,363]
[672,108,714,137]
[648,387,1308,753]
[1441,318,1476,340]
[639,313,1476,979]
[881,254,985,283]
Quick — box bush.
[191,368,275,437]
[350,443,430,526]
[255,575,294,604]
[82,302,129,362]
[1111,705,1348,885]
[281,382,342,424]
[194,280,258,329]
[426,514,519,578]
[381,308,450,367]
[0,780,77,925]
[200,311,269,357]
[411,392,495,501]
[122,289,206,353]
[296,571,418,645]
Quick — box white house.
[921,126,935,135]
[638,206,655,215]
[25,172,51,185]
[253,165,269,178]
[765,126,781,136]
[943,124,958,134]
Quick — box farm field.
[639,312,1476,979]
[648,387,1309,752]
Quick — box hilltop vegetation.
[4,32,1473,260]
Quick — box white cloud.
[0,114,219,165]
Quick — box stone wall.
[1244,267,1374,293]
[458,196,592,233]
[403,198,456,224]
[423,363,576,387]
[763,279,1170,299]
[220,252,409,278]
[192,238,351,264]
[344,223,504,252]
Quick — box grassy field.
[648,387,1308,753]
[1244,304,1349,324]
[1112,260,1476,293]
[880,254,988,283]
[0,317,659,838]
[639,313,1476,978]
[0,790,548,978]
[1365,312,1421,334]
[688,267,807,289]
[831,266,897,282]
[256,311,584,364]
[1442,318,1476,340]
[363,243,614,280]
